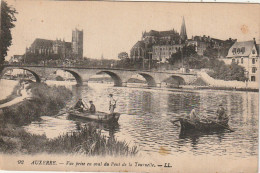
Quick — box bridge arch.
[1,67,41,83]
[62,69,83,85]
[162,75,186,87]
[138,73,157,87]
[97,71,123,86]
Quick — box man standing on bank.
[109,94,116,114]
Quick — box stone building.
[26,28,83,60]
[9,55,23,63]
[223,39,259,82]
[130,17,187,63]
[187,35,236,57]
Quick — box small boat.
[172,117,231,131]
[69,110,120,123]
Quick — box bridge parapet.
[1,65,197,87]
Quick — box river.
[19,81,258,160]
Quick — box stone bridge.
[1,65,197,87]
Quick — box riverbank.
[1,82,73,125]
[0,82,138,156]
[0,123,138,156]
[0,81,21,105]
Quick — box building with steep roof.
[223,39,259,82]
[130,17,187,63]
[26,29,83,60]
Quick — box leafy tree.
[0,1,17,67]
[168,45,197,65]
[118,52,129,60]
[185,54,208,69]
[208,60,247,81]
[203,47,219,58]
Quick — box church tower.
[72,28,83,59]
[180,16,187,41]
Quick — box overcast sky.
[6,0,260,60]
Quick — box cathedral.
[26,28,83,60]
[130,17,188,63]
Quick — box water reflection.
[23,83,258,158]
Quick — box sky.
[5,0,260,60]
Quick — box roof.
[144,30,179,38]
[31,38,72,49]
[226,40,255,58]
[32,38,54,47]
[132,41,145,48]
[256,44,260,55]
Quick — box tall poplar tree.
[0,1,17,69]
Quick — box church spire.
[180,16,187,40]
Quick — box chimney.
[253,38,256,44]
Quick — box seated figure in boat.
[216,104,229,122]
[189,108,200,122]
[74,98,87,112]
[89,101,96,114]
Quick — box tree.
[118,52,129,60]
[168,45,197,66]
[208,60,247,81]
[0,1,17,68]
[203,47,219,58]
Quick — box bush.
[1,83,72,125]
[56,75,64,81]
[0,124,138,156]
[208,61,247,81]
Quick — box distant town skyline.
[6,0,260,60]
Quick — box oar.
[54,106,80,118]
[170,119,180,127]
[170,119,180,124]
[170,113,188,125]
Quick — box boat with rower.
[171,117,232,132]
[69,110,120,123]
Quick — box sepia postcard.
[0,0,259,172]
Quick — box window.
[251,76,256,81]
[252,49,256,54]
[232,59,235,63]
[252,58,255,64]
[241,47,245,54]
[237,59,239,64]
[252,67,257,73]
[232,48,237,55]
[241,58,243,64]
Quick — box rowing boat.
[69,110,120,123]
[173,117,230,131]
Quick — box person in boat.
[74,98,87,112]
[189,108,200,122]
[216,104,229,122]
[89,101,96,114]
[109,94,116,114]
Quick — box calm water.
[24,82,258,158]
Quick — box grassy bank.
[1,82,72,125]
[0,124,138,156]
[0,82,138,156]
[0,81,21,105]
